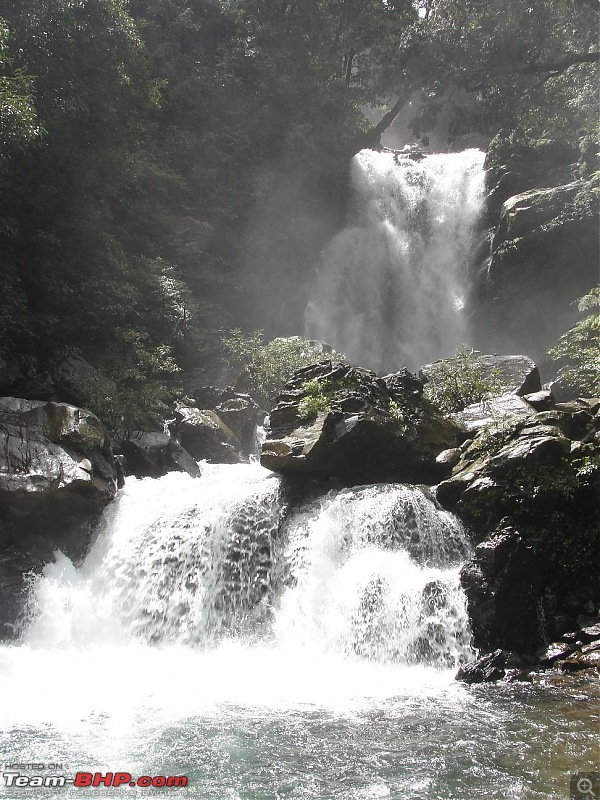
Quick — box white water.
[305,149,486,372]
[0,465,597,799]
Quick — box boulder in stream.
[261,362,462,482]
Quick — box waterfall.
[22,464,472,669]
[305,148,486,373]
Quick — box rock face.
[472,133,598,360]
[0,397,119,639]
[261,361,462,481]
[437,400,600,656]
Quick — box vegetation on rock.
[423,345,503,413]
[549,286,600,397]
[221,330,344,407]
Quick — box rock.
[435,448,461,468]
[436,408,583,530]
[420,353,541,399]
[186,386,265,454]
[173,406,241,464]
[452,393,534,434]
[537,641,578,665]
[558,651,600,672]
[578,623,600,643]
[437,396,599,659]
[523,390,555,412]
[459,529,549,653]
[495,182,582,244]
[0,397,117,506]
[0,397,119,639]
[455,650,507,683]
[471,177,598,361]
[52,356,117,409]
[121,431,201,478]
[261,362,462,481]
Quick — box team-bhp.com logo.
[2,772,188,789]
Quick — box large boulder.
[0,397,117,508]
[452,393,534,434]
[0,397,120,639]
[437,402,600,656]
[261,361,462,482]
[173,407,241,464]
[459,528,549,653]
[120,431,201,478]
[494,182,582,245]
[178,386,265,455]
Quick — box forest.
[0,0,598,426]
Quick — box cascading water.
[21,465,472,667]
[305,149,486,372]
[1,466,597,799]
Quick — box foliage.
[297,379,332,421]
[0,23,40,151]
[221,330,344,406]
[549,286,600,396]
[423,345,503,413]
[511,456,600,579]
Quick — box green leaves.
[423,345,503,414]
[221,330,344,406]
[549,286,600,397]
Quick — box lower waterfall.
[0,465,596,800]
[22,464,472,665]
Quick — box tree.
[0,1,194,417]
[352,0,600,150]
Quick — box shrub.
[423,345,503,413]
[221,330,344,406]
[548,286,600,397]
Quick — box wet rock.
[495,182,582,244]
[456,650,507,683]
[558,651,600,672]
[451,393,533,434]
[435,448,461,468]
[459,529,549,653]
[173,407,241,464]
[436,407,587,531]
[121,431,201,478]
[0,397,117,506]
[186,386,265,454]
[261,362,461,482]
[536,642,578,665]
[0,397,119,639]
[578,623,600,643]
[523,390,555,412]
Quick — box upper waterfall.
[305,148,486,373]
